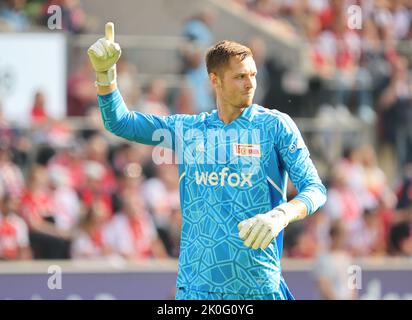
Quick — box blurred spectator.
[30,91,50,128]
[180,43,214,113]
[111,143,140,175]
[11,133,32,170]
[138,78,170,116]
[250,0,280,19]
[44,119,74,149]
[112,161,143,213]
[71,202,111,259]
[358,144,388,203]
[142,164,179,226]
[67,59,97,116]
[313,219,358,300]
[180,9,215,114]
[84,133,117,192]
[284,218,319,258]
[182,8,215,47]
[167,206,182,258]
[0,98,32,169]
[391,0,411,41]
[305,12,335,80]
[48,142,86,191]
[0,101,14,146]
[280,0,310,35]
[48,165,81,233]
[30,91,74,148]
[174,83,196,114]
[315,0,344,31]
[324,164,363,230]
[377,55,412,173]
[347,206,387,257]
[304,13,335,117]
[116,56,141,107]
[142,163,180,257]
[388,221,412,256]
[318,16,361,110]
[0,144,25,199]
[395,162,412,219]
[360,19,388,91]
[0,193,31,260]
[338,146,377,209]
[79,160,113,218]
[20,165,71,259]
[104,195,168,260]
[0,0,29,32]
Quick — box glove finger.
[238,217,254,231]
[238,218,256,240]
[88,43,105,58]
[98,40,110,57]
[96,38,111,57]
[112,42,121,53]
[87,47,97,59]
[244,220,264,248]
[105,22,115,42]
[237,220,246,232]
[252,225,270,250]
[260,231,275,250]
[108,42,121,57]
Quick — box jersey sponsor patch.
[233,143,261,157]
[195,167,253,187]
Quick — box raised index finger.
[105,22,115,42]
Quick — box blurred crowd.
[0,101,182,260]
[0,0,411,269]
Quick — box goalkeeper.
[88,22,327,300]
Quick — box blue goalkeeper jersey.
[98,90,327,296]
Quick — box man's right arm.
[88,22,177,148]
[97,88,177,147]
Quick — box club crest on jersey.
[233,143,261,157]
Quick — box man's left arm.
[277,113,327,219]
[238,113,327,250]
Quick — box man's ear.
[209,72,219,89]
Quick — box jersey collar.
[209,104,255,126]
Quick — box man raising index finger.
[87,27,327,300]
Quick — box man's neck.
[217,101,245,125]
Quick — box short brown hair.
[206,40,253,75]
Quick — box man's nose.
[245,76,254,89]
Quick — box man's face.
[212,56,257,109]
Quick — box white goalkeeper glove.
[87,22,121,86]
[237,203,299,250]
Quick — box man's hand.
[237,203,299,250]
[87,22,121,86]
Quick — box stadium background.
[0,0,412,299]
